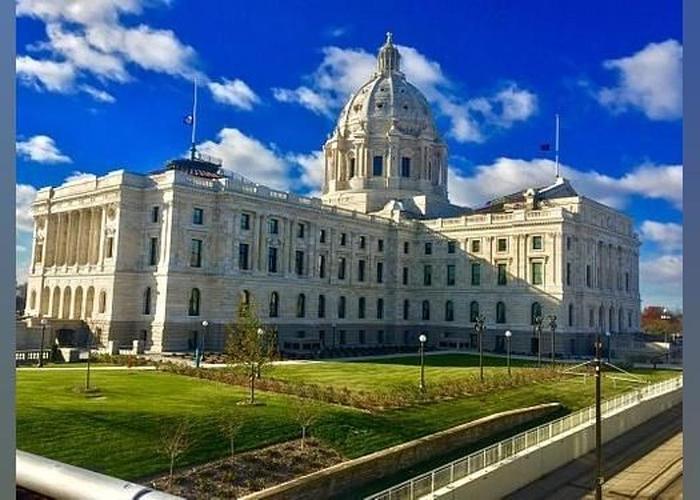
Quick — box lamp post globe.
[418,333,427,392]
[504,330,512,376]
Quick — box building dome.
[322,33,449,216]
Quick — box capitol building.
[23,35,641,356]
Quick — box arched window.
[240,290,250,309]
[143,287,152,315]
[269,292,279,318]
[531,302,542,325]
[422,300,430,320]
[445,300,454,321]
[338,296,346,318]
[317,294,325,318]
[296,293,306,318]
[52,287,61,317]
[618,307,624,332]
[609,307,614,333]
[188,288,200,316]
[29,290,36,310]
[403,299,410,320]
[98,290,107,314]
[496,301,506,324]
[40,287,50,316]
[85,287,94,318]
[470,301,479,322]
[568,303,574,327]
[61,287,72,319]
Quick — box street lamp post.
[474,314,486,381]
[197,320,209,368]
[38,318,47,367]
[533,315,544,367]
[594,332,603,500]
[547,315,557,365]
[418,334,427,391]
[660,308,671,364]
[504,330,512,376]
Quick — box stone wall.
[243,402,561,500]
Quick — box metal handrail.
[365,376,682,500]
[16,450,183,500]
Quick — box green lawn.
[16,354,678,482]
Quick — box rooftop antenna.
[555,113,561,179]
[189,76,198,160]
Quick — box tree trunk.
[250,365,256,404]
[168,457,175,488]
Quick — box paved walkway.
[507,404,682,500]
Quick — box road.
[507,404,682,500]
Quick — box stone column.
[55,213,65,265]
[98,206,107,267]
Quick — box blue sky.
[15,0,682,308]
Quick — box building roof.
[473,177,579,214]
[152,156,224,179]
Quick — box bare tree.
[225,300,278,404]
[291,398,320,450]
[218,407,245,458]
[161,419,191,490]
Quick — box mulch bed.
[149,438,342,499]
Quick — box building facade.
[23,34,641,356]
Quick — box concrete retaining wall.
[436,386,682,499]
[243,402,562,500]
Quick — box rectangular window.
[447,264,456,286]
[376,262,384,283]
[268,218,279,234]
[567,236,572,251]
[192,208,204,225]
[318,255,326,278]
[589,309,595,328]
[151,206,159,223]
[497,238,507,252]
[471,262,481,285]
[425,242,432,255]
[358,297,366,319]
[625,272,629,292]
[378,239,384,252]
[424,265,432,286]
[402,266,409,285]
[497,263,507,285]
[340,232,347,246]
[338,297,346,319]
[532,235,543,250]
[297,223,305,238]
[268,247,278,273]
[295,250,305,276]
[238,243,249,270]
[349,157,356,178]
[471,240,481,253]
[359,330,366,344]
[320,229,326,243]
[240,213,250,230]
[403,241,410,254]
[586,265,592,287]
[531,262,543,285]
[566,262,571,286]
[358,259,366,282]
[338,257,346,280]
[401,157,411,177]
[447,240,456,254]
[377,298,384,319]
[359,236,366,249]
[105,237,114,258]
[373,155,383,176]
[190,239,202,268]
[149,237,158,266]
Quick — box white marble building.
[23,34,641,356]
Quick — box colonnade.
[41,206,105,267]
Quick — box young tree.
[291,398,320,451]
[218,407,245,458]
[224,300,278,404]
[161,419,190,490]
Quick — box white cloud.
[16,184,38,233]
[64,171,97,184]
[197,128,292,191]
[79,85,115,103]
[16,55,76,92]
[272,43,537,142]
[598,39,682,120]
[287,150,325,196]
[640,254,683,307]
[16,135,72,164]
[639,220,683,251]
[16,0,144,25]
[208,78,260,110]
[448,157,682,210]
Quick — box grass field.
[16,354,678,481]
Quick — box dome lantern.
[377,32,401,74]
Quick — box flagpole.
[555,113,560,179]
[190,76,198,160]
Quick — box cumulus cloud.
[16,184,38,233]
[64,171,97,184]
[272,43,537,142]
[598,39,682,120]
[640,254,682,308]
[16,135,72,164]
[448,157,682,210]
[17,0,258,108]
[639,220,683,251]
[208,78,260,110]
[287,150,325,196]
